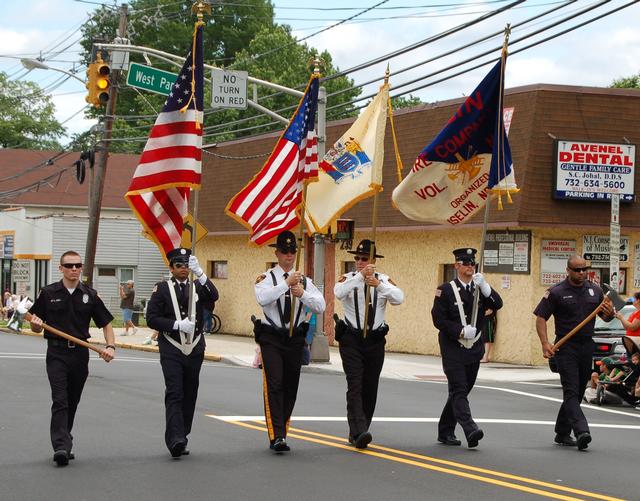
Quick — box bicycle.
[210,313,221,334]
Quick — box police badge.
[82,293,89,304]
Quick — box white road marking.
[207,415,640,429]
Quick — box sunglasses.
[61,262,83,269]
[354,256,369,262]
[457,261,475,266]
[568,266,589,273]
[281,250,297,255]
[172,262,189,269]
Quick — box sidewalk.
[87,326,557,383]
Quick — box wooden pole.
[24,312,105,355]
[552,293,611,353]
[289,186,308,338]
[362,191,379,339]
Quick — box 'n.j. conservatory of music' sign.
[553,139,636,202]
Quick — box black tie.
[283,273,292,321]
[179,282,187,299]
[365,285,375,329]
[466,284,471,293]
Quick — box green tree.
[391,94,422,110]
[0,72,65,149]
[611,74,640,89]
[80,1,361,152]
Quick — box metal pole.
[84,4,128,286]
[310,84,330,362]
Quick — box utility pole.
[84,4,128,286]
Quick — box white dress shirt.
[255,265,326,328]
[334,271,404,330]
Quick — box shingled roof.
[0,149,138,209]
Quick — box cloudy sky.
[1,0,638,145]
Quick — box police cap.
[166,247,191,264]
[453,247,477,264]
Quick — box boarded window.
[211,261,228,279]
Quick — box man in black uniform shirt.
[253,231,325,453]
[334,239,404,449]
[431,248,503,448]
[534,254,613,451]
[146,247,218,458]
[29,250,116,467]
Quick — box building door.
[1,259,11,293]
[95,267,120,312]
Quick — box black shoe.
[170,441,187,458]
[467,429,484,448]
[437,435,462,446]
[576,432,591,451]
[53,450,69,467]
[347,435,355,445]
[554,433,576,446]
[354,431,373,449]
[272,437,290,453]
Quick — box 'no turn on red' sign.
[211,69,248,109]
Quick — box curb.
[1,327,222,362]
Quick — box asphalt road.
[1,332,638,501]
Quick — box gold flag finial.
[384,63,390,85]
[192,0,212,22]
[308,56,325,77]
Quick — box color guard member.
[534,254,613,450]
[28,250,116,467]
[146,248,219,458]
[334,239,404,449]
[253,230,325,453]
[431,248,503,448]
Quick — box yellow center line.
[206,415,626,501]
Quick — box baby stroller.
[592,337,640,406]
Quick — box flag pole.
[471,24,510,328]
[289,60,322,338]
[187,0,209,333]
[363,68,390,339]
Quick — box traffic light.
[85,52,110,107]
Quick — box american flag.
[226,76,319,246]
[125,25,204,256]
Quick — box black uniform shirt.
[29,280,113,340]
[533,278,603,342]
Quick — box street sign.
[126,62,178,96]
[181,214,208,248]
[11,260,30,283]
[211,68,248,109]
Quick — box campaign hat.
[268,231,297,253]
[347,239,383,259]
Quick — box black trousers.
[439,359,480,439]
[339,334,386,438]
[159,335,204,450]
[554,340,593,436]
[258,331,305,441]
[46,345,89,452]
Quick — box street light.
[20,58,86,84]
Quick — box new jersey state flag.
[392,60,517,225]
[304,82,389,233]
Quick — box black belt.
[48,338,86,349]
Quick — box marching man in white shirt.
[253,230,325,453]
[334,239,404,449]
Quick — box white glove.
[472,273,491,297]
[462,325,477,340]
[188,255,204,277]
[177,318,195,336]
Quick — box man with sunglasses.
[534,254,613,451]
[253,230,325,453]
[334,239,404,449]
[431,248,502,449]
[146,247,218,458]
[28,250,116,467]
